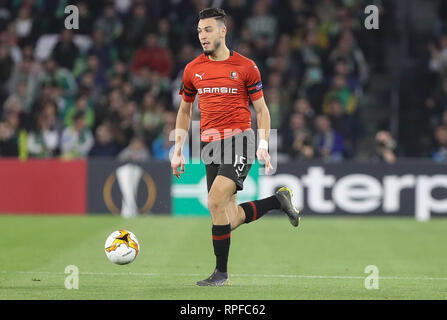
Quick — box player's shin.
[212,224,231,273]
[239,196,281,224]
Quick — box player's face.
[197,18,225,56]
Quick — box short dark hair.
[198,8,226,25]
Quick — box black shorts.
[201,130,256,193]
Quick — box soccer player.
[171,8,300,286]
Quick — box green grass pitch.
[1,214,447,300]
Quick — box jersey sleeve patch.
[247,81,263,95]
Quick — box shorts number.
[233,154,246,177]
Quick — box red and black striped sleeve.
[245,61,264,101]
[179,65,197,103]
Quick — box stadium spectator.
[4,104,20,132]
[264,71,293,113]
[63,93,95,129]
[3,80,33,116]
[264,88,282,130]
[141,92,164,146]
[297,30,325,105]
[315,0,338,35]
[81,54,107,90]
[60,111,94,159]
[94,4,123,45]
[27,111,59,158]
[0,23,22,63]
[77,70,102,104]
[85,28,117,74]
[118,99,140,146]
[152,111,188,161]
[88,123,120,157]
[122,81,135,101]
[157,18,175,50]
[51,29,80,71]
[131,33,173,78]
[118,135,150,163]
[428,34,447,75]
[108,59,128,79]
[272,33,301,100]
[120,2,150,53]
[40,58,78,99]
[432,125,447,163]
[222,0,247,31]
[245,1,278,48]
[7,45,41,108]
[282,112,314,160]
[373,130,397,164]
[313,114,344,162]
[441,109,447,127]
[425,77,447,130]
[278,0,310,38]
[114,0,132,15]
[172,44,197,80]
[0,1,11,32]
[36,81,67,116]
[322,73,357,115]
[300,14,330,51]
[94,88,123,136]
[40,99,62,135]
[293,97,316,126]
[330,57,359,92]
[328,30,369,87]
[0,43,14,106]
[328,97,363,158]
[106,72,125,93]
[12,5,37,47]
[0,120,18,157]
[75,1,95,35]
[2,95,29,131]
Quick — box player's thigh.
[205,163,219,193]
[207,175,237,213]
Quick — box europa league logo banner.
[87,159,171,216]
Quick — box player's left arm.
[245,60,273,174]
[252,96,273,174]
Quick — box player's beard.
[203,39,221,56]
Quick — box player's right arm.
[172,65,197,178]
[171,99,192,178]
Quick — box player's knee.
[207,193,225,214]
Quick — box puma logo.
[195,73,205,80]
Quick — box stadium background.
[0,0,446,220]
[1,0,447,301]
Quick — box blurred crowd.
[0,0,378,162]
[425,1,447,164]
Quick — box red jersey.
[179,50,264,141]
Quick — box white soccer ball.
[104,230,140,265]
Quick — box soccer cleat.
[196,269,230,286]
[275,187,301,227]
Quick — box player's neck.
[207,46,231,62]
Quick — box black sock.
[212,224,231,273]
[239,195,281,224]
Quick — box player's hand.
[171,153,185,179]
[256,148,273,175]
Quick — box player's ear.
[220,25,227,39]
